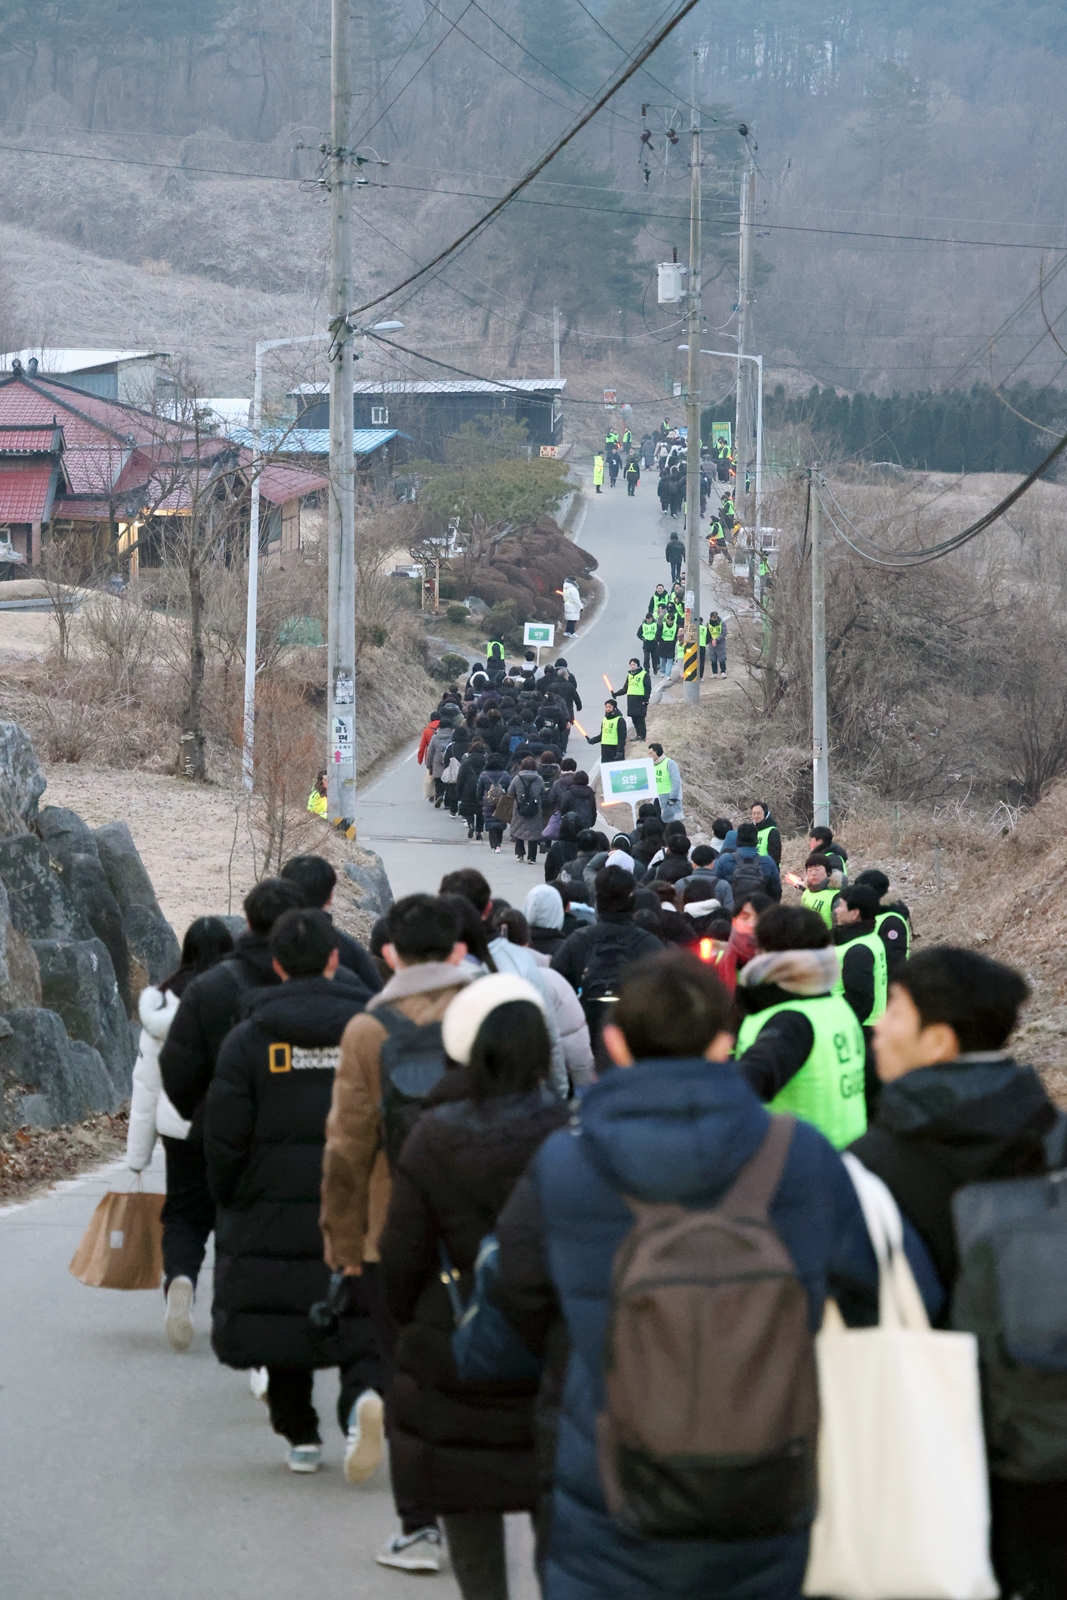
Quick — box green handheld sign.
[523,621,555,647]
[601,758,657,808]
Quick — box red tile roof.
[0,426,60,454]
[0,462,55,522]
[257,462,329,504]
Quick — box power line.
[365,330,670,407]
[352,2,477,147]
[340,0,705,323]
[816,430,1067,568]
[570,0,705,117]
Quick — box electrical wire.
[460,0,637,128]
[340,0,705,324]
[570,0,707,118]
[815,430,1067,568]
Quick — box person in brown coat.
[379,974,569,1600]
[320,893,473,1575]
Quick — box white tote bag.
[803,1155,999,1600]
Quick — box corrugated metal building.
[289,378,564,461]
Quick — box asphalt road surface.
[0,468,736,1600]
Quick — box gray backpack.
[952,1169,1067,1481]
[597,1115,818,1541]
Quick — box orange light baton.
[573,720,587,737]
[602,674,613,693]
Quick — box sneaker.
[376,1527,443,1573]
[492,846,502,854]
[287,1443,322,1473]
[164,1276,194,1352]
[250,1367,270,1402]
[344,1389,384,1484]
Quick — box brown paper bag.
[69,1187,165,1289]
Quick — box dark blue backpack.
[440,1237,542,1384]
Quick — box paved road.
[356,471,737,900]
[0,470,737,1600]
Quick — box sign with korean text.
[601,758,657,807]
[523,621,555,647]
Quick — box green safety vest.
[756,823,775,857]
[707,622,723,641]
[875,909,911,957]
[626,670,649,697]
[735,996,867,1150]
[623,431,632,445]
[802,886,839,930]
[834,931,888,1024]
[640,620,658,641]
[654,758,672,795]
[698,623,707,646]
[649,592,668,614]
[660,617,678,642]
[487,640,504,663]
[601,714,623,746]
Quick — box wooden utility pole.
[810,475,830,828]
[327,0,356,832]
[682,49,702,704]
[736,137,756,520]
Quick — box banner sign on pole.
[523,621,555,648]
[603,389,617,408]
[711,421,733,450]
[600,758,657,817]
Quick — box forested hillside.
[0,1,1065,411]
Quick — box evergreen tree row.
[757,383,1067,474]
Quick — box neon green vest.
[601,714,622,746]
[640,620,658,641]
[707,622,723,641]
[875,909,911,957]
[735,996,867,1149]
[756,823,775,857]
[802,886,839,930]
[626,671,647,697]
[487,640,504,663]
[698,623,707,646]
[834,931,888,1023]
[654,758,671,795]
[660,617,678,643]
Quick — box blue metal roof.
[227,426,400,457]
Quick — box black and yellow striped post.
[683,640,700,681]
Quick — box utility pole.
[810,474,830,828]
[552,304,561,445]
[682,49,702,704]
[327,0,356,834]
[736,135,756,531]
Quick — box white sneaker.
[249,1367,270,1402]
[287,1443,322,1473]
[164,1276,194,1352]
[344,1389,384,1484]
[376,1527,443,1573]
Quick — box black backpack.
[516,778,541,820]
[730,857,766,905]
[952,1167,1067,1481]
[376,1005,447,1169]
[579,930,638,1025]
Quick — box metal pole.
[241,350,263,792]
[682,49,701,704]
[754,354,764,539]
[736,140,756,508]
[552,305,561,444]
[327,0,356,832]
[811,477,830,828]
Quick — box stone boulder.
[0,921,42,1010]
[123,902,181,990]
[36,806,99,869]
[0,1008,114,1129]
[30,937,135,1098]
[93,821,164,916]
[343,851,394,917]
[61,853,132,1011]
[0,723,46,838]
[0,832,90,943]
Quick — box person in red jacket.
[697,891,772,994]
[416,715,440,801]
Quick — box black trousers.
[161,1136,214,1290]
[565,619,576,635]
[600,746,625,763]
[486,820,505,847]
[514,839,539,861]
[641,641,655,670]
[265,1265,390,1445]
[628,704,647,741]
[444,1505,554,1600]
[699,646,706,678]
[668,560,682,581]
[990,1475,1067,1600]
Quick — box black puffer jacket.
[378,1085,568,1515]
[559,782,597,831]
[160,933,280,1134]
[204,975,369,1369]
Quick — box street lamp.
[241,321,403,795]
[678,346,764,540]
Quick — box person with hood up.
[558,768,597,831]
[417,717,440,800]
[126,915,234,1352]
[524,883,568,959]
[488,950,941,1600]
[665,530,685,583]
[204,908,377,1473]
[749,800,781,866]
[849,947,1067,1600]
[378,977,571,1599]
[562,578,583,636]
[625,455,640,496]
[734,905,866,1150]
[715,821,782,901]
[457,739,488,840]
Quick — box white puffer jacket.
[125,986,190,1171]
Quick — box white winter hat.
[441,973,545,1067]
